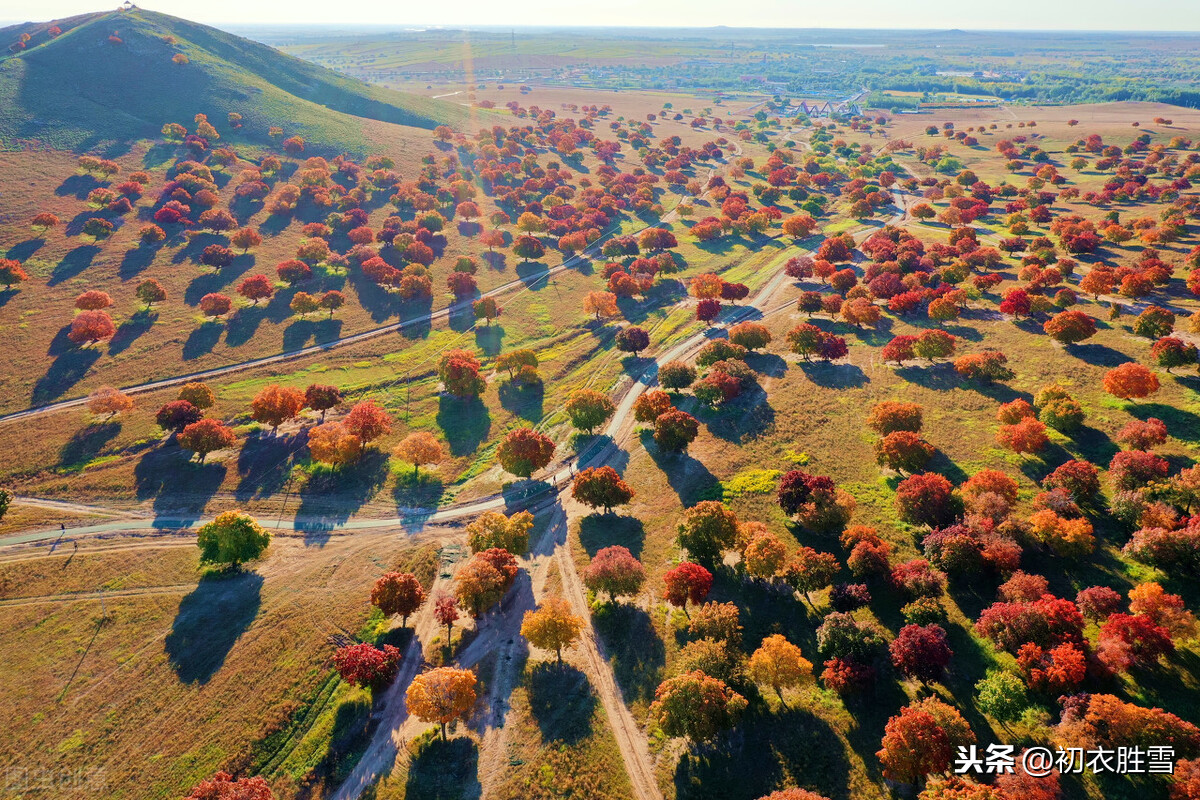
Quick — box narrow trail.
[553,499,664,800]
[470,508,562,798]
[332,504,564,800]
[0,583,194,607]
[328,566,455,800]
[4,175,908,553]
[9,497,146,518]
[3,151,911,800]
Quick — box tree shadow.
[1070,342,1129,368]
[896,363,959,392]
[616,297,654,326]
[293,450,391,543]
[845,322,895,348]
[943,568,1003,625]
[436,395,491,457]
[515,260,551,289]
[578,514,645,558]
[346,274,403,323]
[398,295,435,336]
[404,733,481,800]
[58,421,121,470]
[7,238,44,262]
[591,603,665,706]
[497,380,544,423]
[45,324,76,356]
[620,354,656,378]
[307,692,378,792]
[474,324,504,357]
[481,251,507,271]
[644,430,721,507]
[1014,444,1069,485]
[797,360,869,389]
[258,212,292,238]
[31,347,101,406]
[170,231,225,265]
[1069,424,1120,468]
[672,706,849,800]
[927,449,970,485]
[393,470,446,510]
[56,173,100,200]
[264,290,297,324]
[235,430,305,503]
[501,479,557,515]
[526,662,596,745]
[282,317,344,350]
[225,305,268,348]
[48,245,100,286]
[164,570,263,684]
[700,388,776,444]
[182,322,224,361]
[745,352,788,378]
[108,310,156,355]
[448,302,475,333]
[184,269,231,306]
[117,243,160,279]
[133,449,228,518]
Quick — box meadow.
[3,9,1200,800]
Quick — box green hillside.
[0,7,468,154]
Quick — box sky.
[1,0,1199,31]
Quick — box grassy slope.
[0,533,441,800]
[0,8,467,155]
[7,92,1200,799]
[573,114,1200,800]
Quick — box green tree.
[677,501,739,565]
[650,671,747,742]
[565,389,615,434]
[974,670,1028,727]
[196,511,270,569]
[466,510,535,554]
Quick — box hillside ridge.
[0,7,467,154]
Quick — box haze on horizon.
[1,0,1198,32]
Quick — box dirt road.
[553,499,664,800]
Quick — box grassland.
[0,9,468,154]
[4,15,1200,797]
[555,106,1200,800]
[0,530,451,799]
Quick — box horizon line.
[3,13,1200,34]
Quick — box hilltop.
[0,7,469,154]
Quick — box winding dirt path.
[553,499,664,800]
[2,146,911,800]
[331,504,564,800]
[0,162,723,427]
[4,180,909,555]
[328,565,455,800]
